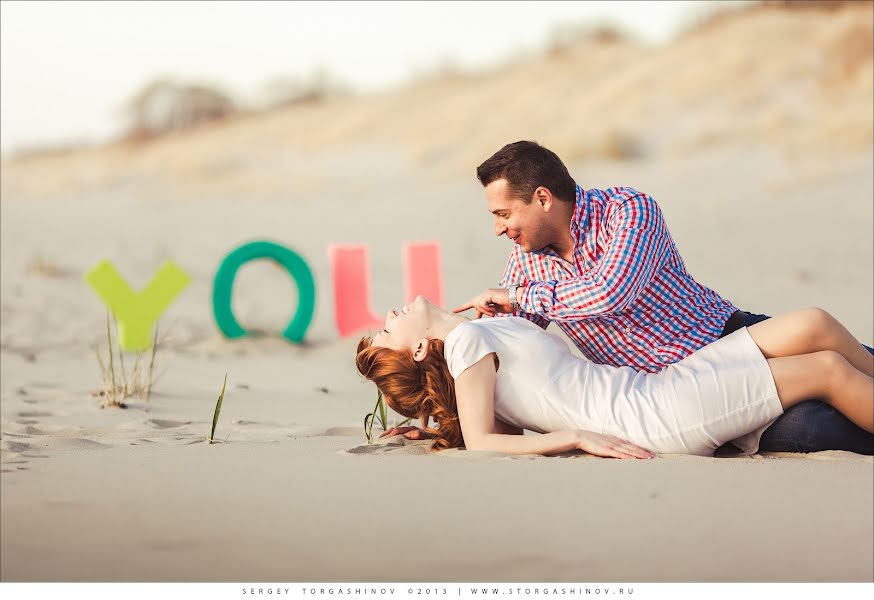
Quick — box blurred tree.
[124,79,236,140]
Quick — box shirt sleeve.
[496,250,550,330]
[520,191,670,320]
[444,324,500,380]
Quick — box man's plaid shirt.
[500,185,737,373]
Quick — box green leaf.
[209,373,228,444]
[364,390,384,443]
[364,413,375,444]
[377,391,388,430]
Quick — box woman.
[355,296,873,458]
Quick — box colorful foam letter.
[403,241,444,308]
[329,244,384,337]
[212,240,316,343]
[84,260,191,352]
[329,241,444,337]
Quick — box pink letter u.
[328,242,444,337]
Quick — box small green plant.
[93,311,163,409]
[208,373,228,444]
[363,389,411,444]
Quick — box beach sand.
[2,2,873,582]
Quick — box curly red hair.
[355,336,463,452]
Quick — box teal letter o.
[212,240,316,343]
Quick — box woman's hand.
[379,426,435,440]
[576,430,655,459]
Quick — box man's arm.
[520,192,670,321]
[497,251,550,330]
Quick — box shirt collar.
[570,184,588,236]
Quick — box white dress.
[443,317,784,456]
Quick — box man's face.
[485,179,550,253]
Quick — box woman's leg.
[747,307,874,377]
[767,351,873,433]
[740,312,872,454]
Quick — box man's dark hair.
[476,141,576,203]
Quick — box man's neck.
[548,205,577,263]
[549,234,575,263]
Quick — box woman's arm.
[455,354,655,458]
[454,354,578,455]
[477,430,581,455]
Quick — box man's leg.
[744,312,874,454]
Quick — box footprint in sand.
[17,411,54,418]
[21,425,49,436]
[324,426,363,437]
[45,438,112,451]
[1,440,32,453]
[146,419,191,429]
[345,437,434,456]
[7,437,110,452]
[24,383,65,398]
[27,382,59,390]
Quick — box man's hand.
[379,426,434,440]
[576,430,655,459]
[453,287,512,319]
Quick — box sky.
[0,0,752,155]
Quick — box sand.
[1,1,873,583]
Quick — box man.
[451,140,873,454]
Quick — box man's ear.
[534,186,554,211]
[413,338,430,363]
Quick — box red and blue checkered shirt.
[500,185,737,373]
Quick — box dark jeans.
[720,311,874,455]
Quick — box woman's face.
[371,295,437,353]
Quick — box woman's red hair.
[355,336,463,452]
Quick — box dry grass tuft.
[92,311,162,409]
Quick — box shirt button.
[625,327,631,333]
